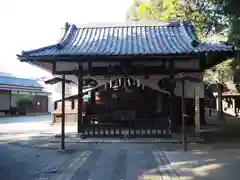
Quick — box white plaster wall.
[56,62,78,72]
[174,73,204,98]
[175,80,204,98]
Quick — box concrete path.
[41,143,180,180]
[1,115,240,179]
[3,135,240,180]
[0,115,51,124]
[6,139,240,180]
[1,142,182,180]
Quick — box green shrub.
[16,97,33,110]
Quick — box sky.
[0,0,133,78]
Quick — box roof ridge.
[73,20,183,28]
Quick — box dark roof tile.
[18,20,234,58]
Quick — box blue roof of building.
[18,20,233,58]
[0,76,43,88]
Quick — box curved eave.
[17,53,203,63]
[17,49,234,63]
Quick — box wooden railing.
[82,114,171,138]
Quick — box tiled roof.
[0,76,43,88]
[19,21,233,58]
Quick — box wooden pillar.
[61,75,66,150]
[105,83,108,90]
[90,90,96,105]
[156,93,162,113]
[9,90,12,113]
[169,61,175,130]
[77,63,83,134]
[217,83,224,121]
[195,86,200,136]
[181,75,187,151]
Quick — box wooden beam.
[55,69,78,75]
[52,66,203,76]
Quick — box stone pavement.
[2,141,182,180]
[43,146,180,180]
[5,137,240,180]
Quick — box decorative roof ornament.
[56,22,77,50]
